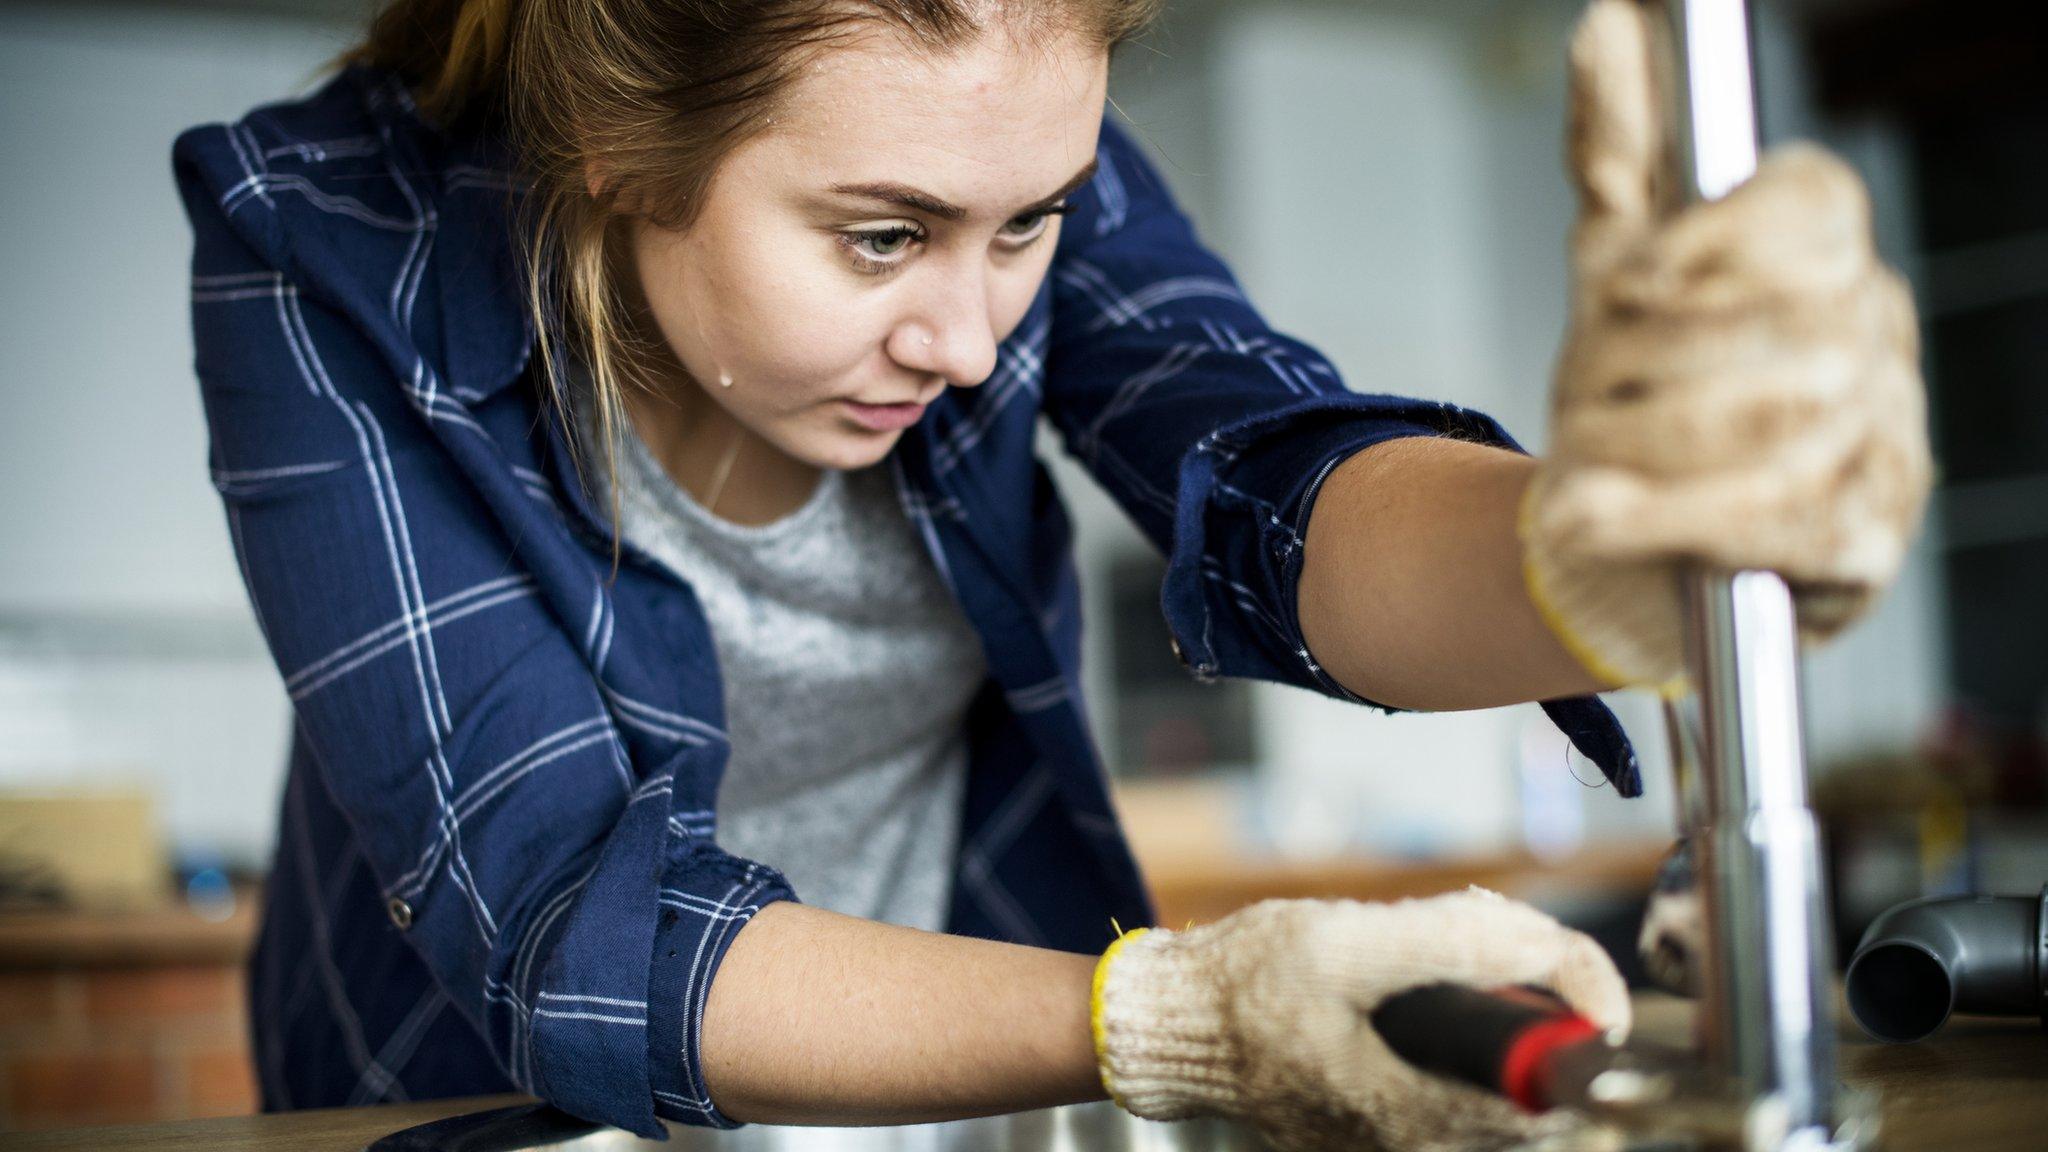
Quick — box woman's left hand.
[1093,890,1631,1152]
[1521,0,1935,691]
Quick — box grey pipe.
[1844,884,2048,1043]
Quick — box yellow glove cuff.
[1091,926,1150,1108]
[1519,484,1633,692]
[1519,484,1689,699]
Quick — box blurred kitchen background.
[0,0,2043,1133]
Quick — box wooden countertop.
[1141,840,1667,927]
[0,837,1667,973]
[0,785,1669,971]
[1840,1017,2048,1151]
[0,779,1660,971]
[1628,995,2048,1150]
[0,894,258,969]
[10,996,2043,1151]
[0,1093,534,1152]
[1113,780,1669,926]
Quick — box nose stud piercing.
[920,335,934,346]
[717,371,733,388]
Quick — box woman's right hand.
[1092,889,1632,1152]
[1521,0,1932,694]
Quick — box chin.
[804,430,901,473]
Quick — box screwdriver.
[1372,983,1615,1113]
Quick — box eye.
[858,227,918,257]
[839,224,925,274]
[999,203,1070,246]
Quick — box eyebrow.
[828,158,1099,223]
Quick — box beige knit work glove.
[1522,0,1934,691]
[1092,890,1632,1152]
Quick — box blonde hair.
[344,0,1160,543]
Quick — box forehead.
[752,25,1109,212]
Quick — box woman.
[172,0,1926,1147]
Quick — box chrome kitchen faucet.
[1648,2,1873,1149]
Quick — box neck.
[621,375,822,527]
[606,243,821,526]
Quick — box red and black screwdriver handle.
[1371,983,1608,1112]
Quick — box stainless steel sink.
[366,1100,1261,1151]
[651,1105,1253,1150]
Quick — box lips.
[841,398,929,433]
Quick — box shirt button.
[386,897,414,930]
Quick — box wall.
[0,3,357,867]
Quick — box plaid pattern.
[172,66,1638,1138]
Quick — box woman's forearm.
[700,901,1105,1126]
[1297,437,1603,711]
[700,439,1595,1125]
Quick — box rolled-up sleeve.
[176,125,791,1135]
[1042,119,1640,794]
[1043,120,1523,699]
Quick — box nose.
[886,260,1000,389]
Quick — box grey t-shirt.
[581,394,987,931]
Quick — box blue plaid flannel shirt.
[172,66,1638,1138]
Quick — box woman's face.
[628,26,1111,472]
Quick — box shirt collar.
[426,115,537,405]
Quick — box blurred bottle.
[175,849,239,923]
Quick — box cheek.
[991,247,1058,342]
[992,276,1038,340]
[688,227,889,398]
